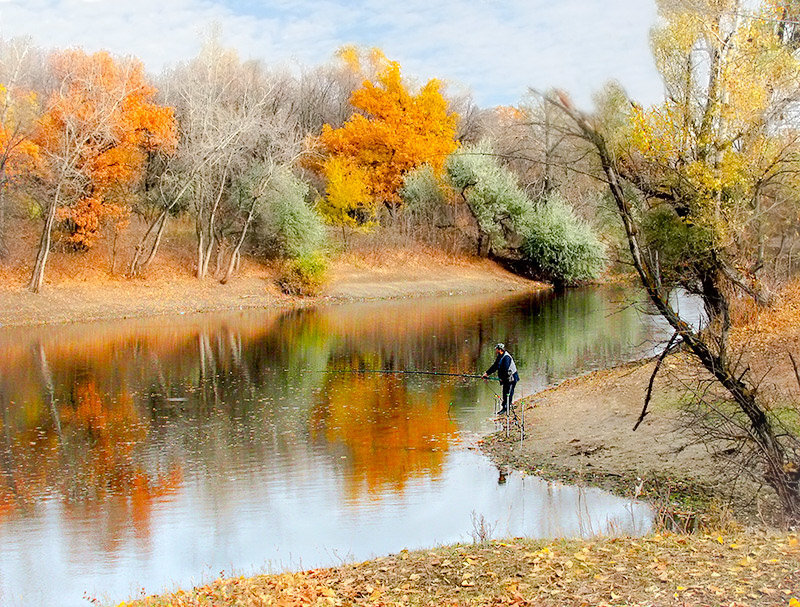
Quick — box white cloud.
[0,0,663,107]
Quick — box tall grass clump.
[521,195,606,285]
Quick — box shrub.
[520,195,606,285]
[277,252,329,297]
[251,166,325,259]
[400,165,448,216]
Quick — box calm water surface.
[0,287,671,606]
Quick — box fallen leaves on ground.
[120,531,799,606]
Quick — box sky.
[0,0,663,109]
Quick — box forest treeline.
[0,34,611,294]
[0,0,799,298]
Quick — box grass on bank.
[118,531,798,606]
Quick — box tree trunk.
[220,198,257,284]
[196,227,205,280]
[0,169,7,259]
[130,209,169,276]
[29,183,62,293]
[141,213,169,270]
[200,170,227,279]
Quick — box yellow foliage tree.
[606,0,800,300]
[318,156,374,230]
[317,49,458,226]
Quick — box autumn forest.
[3,0,800,605]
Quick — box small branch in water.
[634,332,680,431]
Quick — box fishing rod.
[326,369,501,381]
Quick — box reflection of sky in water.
[3,451,652,606]
[0,287,669,607]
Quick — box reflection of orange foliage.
[62,380,148,496]
[59,379,183,543]
[313,374,457,499]
[0,486,18,519]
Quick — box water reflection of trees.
[311,368,457,499]
[0,287,658,542]
[0,373,183,551]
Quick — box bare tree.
[131,35,302,279]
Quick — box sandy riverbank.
[0,253,540,327]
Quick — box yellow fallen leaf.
[717,536,724,544]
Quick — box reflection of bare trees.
[34,341,62,441]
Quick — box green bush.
[277,252,329,297]
[520,195,606,285]
[445,141,532,251]
[249,166,325,259]
[400,165,447,216]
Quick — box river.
[0,286,671,606]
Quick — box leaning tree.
[549,0,800,521]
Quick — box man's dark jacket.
[486,351,520,384]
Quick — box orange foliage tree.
[317,49,458,226]
[0,83,41,255]
[29,50,177,292]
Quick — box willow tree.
[551,0,800,521]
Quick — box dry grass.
[119,531,799,606]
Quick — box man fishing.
[482,343,519,415]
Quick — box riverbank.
[486,280,800,527]
[120,531,799,606]
[0,251,538,327]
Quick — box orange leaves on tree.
[36,50,177,248]
[0,84,42,185]
[317,51,458,225]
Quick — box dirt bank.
[0,252,539,327]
